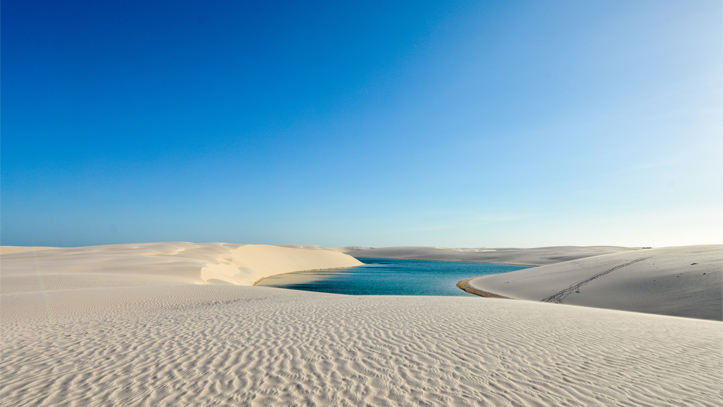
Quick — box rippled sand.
[1,243,721,406]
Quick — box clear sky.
[2,0,721,248]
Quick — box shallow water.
[256,257,531,296]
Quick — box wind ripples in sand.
[1,285,720,407]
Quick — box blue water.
[257,257,531,296]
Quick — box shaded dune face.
[469,245,723,321]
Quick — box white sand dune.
[466,245,723,321]
[1,242,362,292]
[0,246,58,255]
[342,245,638,265]
[1,243,721,406]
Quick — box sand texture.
[341,245,638,266]
[1,243,721,406]
[1,242,362,291]
[0,246,58,255]
[468,245,723,320]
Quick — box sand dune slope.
[0,242,362,292]
[467,245,723,320]
[342,245,638,265]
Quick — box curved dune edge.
[465,244,723,320]
[199,244,363,285]
[252,266,355,286]
[456,277,509,298]
[0,242,363,293]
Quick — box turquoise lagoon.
[257,257,531,296]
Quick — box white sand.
[0,246,58,255]
[342,245,638,265]
[1,242,362,291]
[467,245,723,321]
[1,243,721,406]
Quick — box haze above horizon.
[2,0,721,248]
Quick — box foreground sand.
[467,245,723,321]
[1,243,721,406]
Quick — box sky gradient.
[3,0,722,248]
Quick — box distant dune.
[342,245,638,265]
[0,246,58,255]
[1,242,720,406]
[465,245,722,320]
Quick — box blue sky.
[2,0,721,248]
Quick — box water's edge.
[257,257,533,296]
[456,277,510,299]
[253,266,359,286]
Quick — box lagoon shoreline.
[456,276,510,299]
